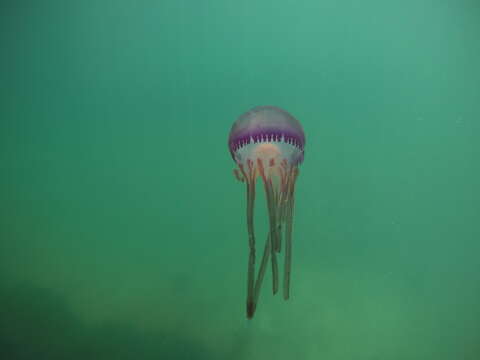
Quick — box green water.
[1,1,479,359]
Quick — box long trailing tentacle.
[246,180,256,316]
[272,183,282,253]
[283,167,298,300]
[266,179,279,295]
[275,160,289,253]
[258,159,280,295]
[239,163,257,318]
[254,232,272,306]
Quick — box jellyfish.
[228,105,306,319]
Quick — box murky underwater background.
[1,1,479,359]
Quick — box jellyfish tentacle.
[275,184,285,253]
[283,195,293,300]
[283,167,298,300]
[268,158,282,254]
[258,159,280,295]
[240,163,257,318]
[268,185,279,295]
[270,223,279,295]
[275,159,290,254]
[253,231,272,307]
[233,168,244,182]
[246,179,256,317]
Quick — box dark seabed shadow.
[0,280,220,360]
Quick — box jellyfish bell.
[228,105,305,319]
